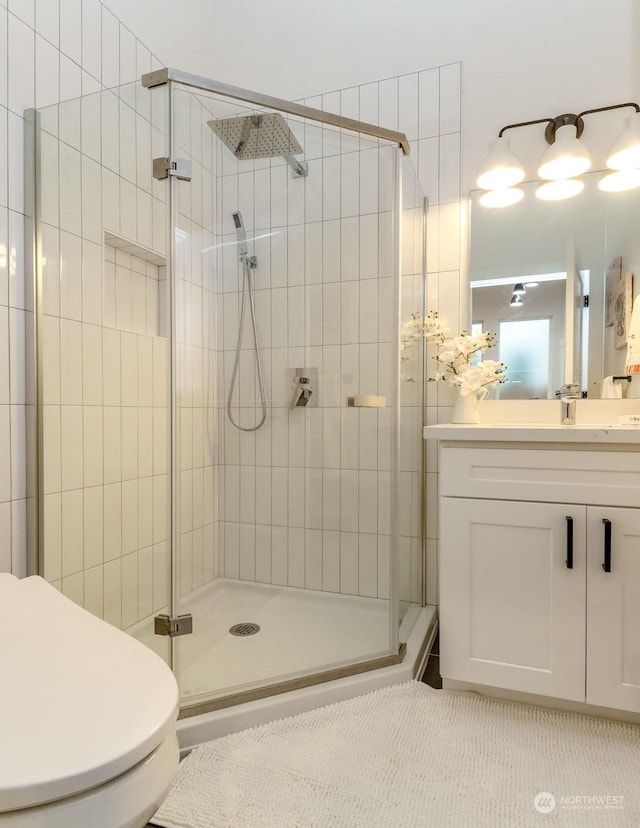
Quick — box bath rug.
[151,680,640,827]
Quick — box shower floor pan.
[168,579,436,751]
[176,579,392,705]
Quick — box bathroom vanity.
[425,419,640,717]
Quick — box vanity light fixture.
[477,102,640,206]
[606,110,640,170]
[475,137,525,190]
[510,293,523,307]
[513,283,526,296]
[537,117,591,181]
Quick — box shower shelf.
[104,231,167,267]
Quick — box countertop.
[423,423,640,444]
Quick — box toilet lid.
[0,574,179,811]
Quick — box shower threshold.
[172,579,436,752]
[179,644,407,719]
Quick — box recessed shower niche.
[29,70,434,723]
[103,232,168,339]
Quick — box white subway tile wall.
[167,63,460,606]
[307,68,461,605]
[0,0,166,578]
[171,88,218,601]
[207,109,400,602]
[37,74,171,631]
[3,0,460,630]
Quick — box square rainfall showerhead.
[208,113,303,160]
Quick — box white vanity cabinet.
[436,441,640,714]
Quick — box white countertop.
[424,423,640,444]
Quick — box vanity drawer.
[440,447,640,507]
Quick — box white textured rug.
[152,681,640,827]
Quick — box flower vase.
[451,387,488,424]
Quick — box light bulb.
[537,125,591,180]
[476,137,525,190]
[606,111,640,170]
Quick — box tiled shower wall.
[313,66,462,607]
[172,88,219,600]
[174,64,460,606]
[214,129,398,601]
[0,0,164,579]
[38,82,171,628]
[1,0,460,623]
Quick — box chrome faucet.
[289,368,318,410]
[289,376,312,409]
[557,383,581,425]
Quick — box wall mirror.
[469,171,640,399]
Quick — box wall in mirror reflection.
[471,279,565,399]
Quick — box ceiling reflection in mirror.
[469,171,640,399]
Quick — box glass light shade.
[479,187,524,208]
[606,112,640,170]
[537,125,591,180]
[510,294,523,306]
[476,137,525,190]
[535,178,584,201]
[598,169,640,192]
[513,282,526,295]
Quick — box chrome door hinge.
[153,156,192,181]
[154,613,193,637]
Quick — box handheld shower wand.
[232,211,257,268]
[232,211,248,257]
[227,211,266,431]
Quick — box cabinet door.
[440,498,586,700]
[587,506,640,712]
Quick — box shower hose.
[227,255,267,431]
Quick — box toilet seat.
[0,731,178,828]
[0,574,178,816]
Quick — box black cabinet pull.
[565,516,574,569]
[602,518,612,573]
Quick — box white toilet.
[0,574,179,828]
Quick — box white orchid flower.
[404,311,507,390]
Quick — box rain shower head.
[208,113,308,177]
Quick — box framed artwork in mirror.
[605,256,622,328]
[614,271,633,350]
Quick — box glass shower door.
[167,81,405,709]
[33,80,173,665]
[33,72,428,711]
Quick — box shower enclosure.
[30,68,431,718]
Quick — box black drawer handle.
[602,518,612,573]
[565,516,574,569]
